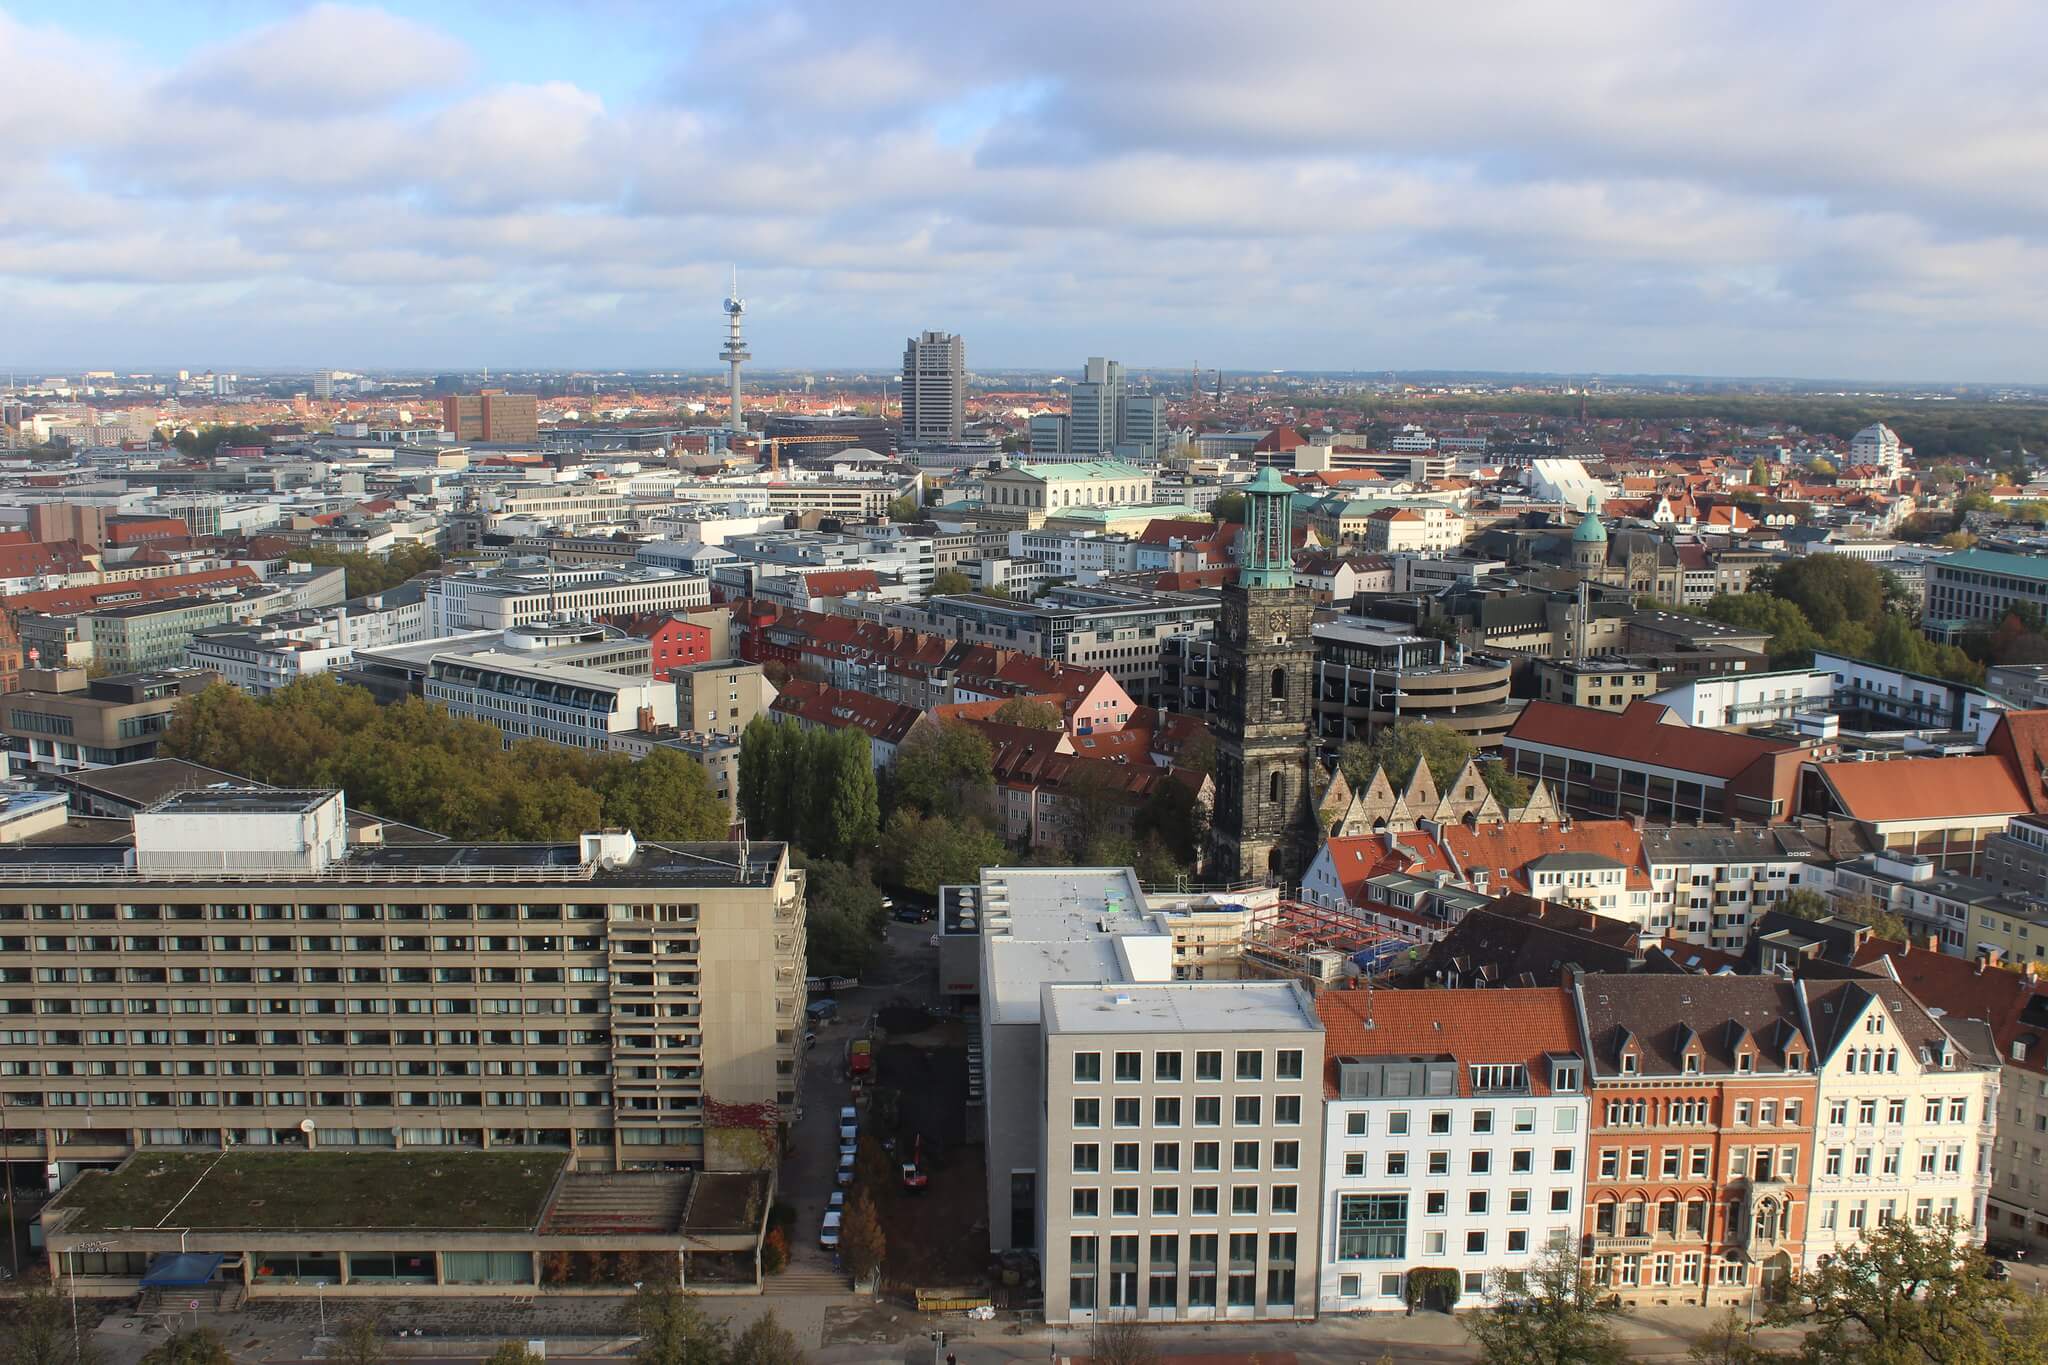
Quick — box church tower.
[1206,466,1317,884]
[1571,499,1608,580]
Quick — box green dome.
[1572,508,1607,543]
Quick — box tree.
[738,716,794,840]
[1832,893,1913,943]
[599,747,731,842]
[1463,1244,1628,1365]
[1477,759,1530,811]
[1133,775,1207,870]
[299,544,441,599]
[1774,1216,2045,1363]
[0,1285,91,1365]
[990,698,1062,730]
[1766,556,1886,639]
[839,1190,886,1282]
[483,1347,544,1365]
[886,495,920,523]
[334,1314,385,1365]
[1687,1310,1789,1365]
[878,810,1007,895]
[1808,456,1838,476]
[928,569,974,597]
[1208,491,1246,523]
[800,854,887,978]
[627,1282,728,1365]
[139,1331,232,1365]
[1086,1316,1160,1365]
[1779,888,1832,920]
[890,722,994,819]
[1176,728,1216,777]
[728,1312,805,1365]
[794,728,880,862]
[1342,720,1474,793]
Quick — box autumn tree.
[0,1285,91,1365]
[626,1282,729,1365]
[1464,1244,1628,1365]
[839,1190,887,1282]
[1341,720,1473,793]
[728,1313,805,1365]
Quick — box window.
[1346,1112,1369,1137]
[1277,1049,1304,1080]
[1272,1185,1298,1214]
[1114,1051,1142,1082]
[1073,1098,1099,1128]
[1231,1186,1259,1215]
[1194,1141,1220,1171]
[1152,1187,1178,1216]
[1430,1110,1453,1135]
[1275,1095,1301,1126]
[1386,1151,1408,1176]
[1468,1190,1490,1215]
[1274,1141,1300,1170]
[1234,1096,1261,1126]
[1232,1141,1259,1171]
[1465,1231,1487,1255]
[1192,1186,1218,1216]
[1599,1149,1619,1180]
[1337,1194,1408,1260]
[1551,1189,1572,1213]
[1426,1191,1448,1215]
[1074,1053,1101,1083]
[1553,1148,1575,1173]
[1114,1098,1140,1127]
[1073,1143,1099,1173]
[1473,1109,1495,1135]
[1195,1096,1221,1126]
[1196,1050,1222,1081]
[1111,1188,1138,1217]
[1154,1051,1182,1082]
[1155,1097,1181,1127]
[1429,1151,1450,1175]
[1235,1050,1263,1081]
[1113,1143,1139,1173]
[1390,1112,1410,1136]
[1072,1188,1098,1217]
[1470,1150,1492,1175]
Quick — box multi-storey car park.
[0,789,804,1207]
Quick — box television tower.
[720,267,749,436]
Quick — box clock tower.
[1205,466,1317,884]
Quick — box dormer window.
[1786,1050,1805,1072]
[1737,1052,1755,1074]
[1683,1053,1701,1075]
[2016,1040,2029,1064]
[1621,1053,1638,1076]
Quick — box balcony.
[1586,1234,1655,1254]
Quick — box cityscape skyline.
[6,2,2048,380]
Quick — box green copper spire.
[1237,465,1295,590]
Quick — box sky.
[4,0,2048,380]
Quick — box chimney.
[637,705,654,731]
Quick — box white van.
[820,1212,842,1248]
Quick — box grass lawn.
[54,1150,566,1233]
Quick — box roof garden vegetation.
[53,1150,566,1233]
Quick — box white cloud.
[3,0,2048,376]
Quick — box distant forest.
[1333,393,2048,463]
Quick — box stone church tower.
[1205,466,1317,884]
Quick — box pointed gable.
[1434,757,1501,823]
[1400,760,1441,817]
[1510,780,1560,824]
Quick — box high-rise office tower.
[312,371,334,401]
[1068,356,1124,455]
[901,331,965,447]
[1119,394,1166,460]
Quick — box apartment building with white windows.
[1798,977,1999,1268]
[1314,988,1589,1312]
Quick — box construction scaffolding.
[1239,899,1421,992]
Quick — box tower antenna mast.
[721,266,750,438]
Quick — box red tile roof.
[1437,819,1647,895]
[0,566,258,614]
[1984,710,2048,814]
[1812,755,2031,823]
[793,568,880,598]
[1506,699,1797,782]
[1851,938,2048,1077]
[1316,986,1582,1098]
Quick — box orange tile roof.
[1506,699,1796,783]
[1316,986,1581,1098]
[1813,754,2031,823]
[1984,710,2048,814]
[1437,819,1647,895]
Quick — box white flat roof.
[1042,981,1321,1036]
[978,867,1161,1026]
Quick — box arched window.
[1268,770,1283,803]
[1270,666,1286,700]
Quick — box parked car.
[836,1152,855,1186]
[838,1105,857,1124]
[820,1212,842,1248]
[893,907,924,923]
[828,1190,845,1214]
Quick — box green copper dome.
[1572,508,1607,543]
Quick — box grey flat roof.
[1042,981,1321,1036]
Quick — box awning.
[141,1253,224,1287]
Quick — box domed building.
[1571,504,1609,579]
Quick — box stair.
[765,1266,851,1296]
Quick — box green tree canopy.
[1208,492,1245,523]
[627,1283,728,1365]
[878,809,1007,895]
[139,1331,232,1365]
[1774,1216,2046,1363]
[1340,720,1474,793]
[890,722,994,819]
[159,677,729,842]
[298,544,441,599]
[928,569,974,597]
[1464,1244,1629,1365]
[990,698,1063,730]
